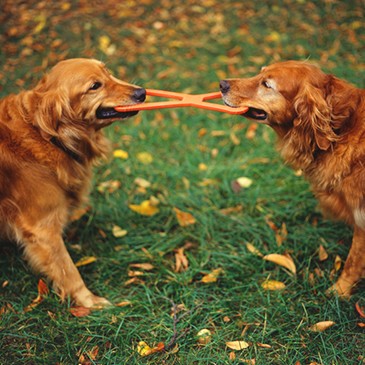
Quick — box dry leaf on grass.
[75,256,97,267]
[129,263,154,271]
[112,225,128,238]
[196,329,212,345]
[70,306,91,318]
[97,180,121,194]
[174,207,196,227]
[226,340,250,350]
[318,244,328,261]
[308,321,335,332]
[24,279,49,312]
[136,152,153,164]
[246,242,264,257]
[261,279,286,291]
[129,199,159,216]
[113,149,129,159]
[263,253,296,275]
[137,341,165,357]
[174,247,189,272]
[201,268,223,283]
[231,177,253,193]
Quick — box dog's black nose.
[219,80,230,94]
[133,88,146,102]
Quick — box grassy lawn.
[0,1,364,364]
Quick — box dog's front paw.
[74,288,112,308]
[326,280,352,299]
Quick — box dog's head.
[33,58,145,136]
[220,61,344,167]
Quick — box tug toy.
[114,89,248,115]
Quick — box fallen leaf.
[136,152,153,164]
[174,247,189,272]
[24,279,49,312]
[334,255,342,271]
[219,205,243,215]
[246,242,264,257]
[196,329,212,345]
[113,149,129,159]
[246,123,258,139]
[137,341,165,357]
[97,180,121,194]
[112,225,128,238]
[134,177,151,188]
[261,280,286,291]
[257,343,271,348]
[70,306,91,318]
[355,300,365,318]
[75,256,97,267]
[226,340,250,350]
[129,263,155,271]
[201,268,223,283]
[308,321,335,332]
[263,253,296,275]
[318,244,328,261]
[174,207,196,227]
[231,177,253,193]
[199,163,208,171]
[129,200,159,216]
[115,301,132,307]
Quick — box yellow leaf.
[174,208,196,227]
[75,256,97,267]
[196,329,212,345]
[137,341,165,357]
[246,242,264,257]
[334,255,342,271]
[263,253,296,275]
[113,149,129,159]
[308,321,335,332]
[236,177,253,188]
[136,152,153,164]
[129,200,159,216]
[201,268,223,283]
[261,280,286,291]
[226,340,250,350]
[199,163,208,171]
[112,225,128,238]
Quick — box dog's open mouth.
[96,107,139,119]
[243,107,268,121]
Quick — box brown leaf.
[308,321,335,332]
[70,306,91,318]
[174,207,196,227]
[174,247,189,272]
[318,244,328,261]
[129,263,154,271]
[24,279,49,312]
[355,300,365,318]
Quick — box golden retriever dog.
[0,58,146,307]
[220,60,365,297]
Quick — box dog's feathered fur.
[221,60,365,296]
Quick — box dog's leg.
[329,225,365,297]
[18,221,110,308]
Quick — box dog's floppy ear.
[33,77,74,140]
[293,83,337,151]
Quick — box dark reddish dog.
[221,60,365,296]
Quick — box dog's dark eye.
[89,82,102,90]
[262,80,272,89]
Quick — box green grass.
[0,1,364,364]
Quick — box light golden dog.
[221,60,365,296]
[0,58,145,307]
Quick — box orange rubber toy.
[114,89,248,115]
